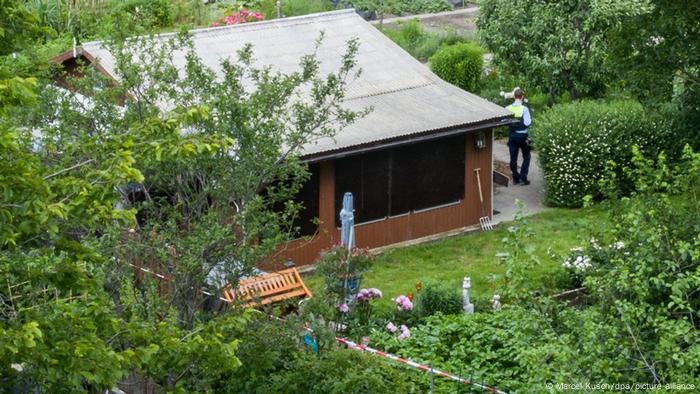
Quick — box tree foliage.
[477,0,647,101]
[607,1,700,100]
[606,0,700,148]
[1,18,367,392]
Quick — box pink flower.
[398,328,410,341]
[386,322,397,333]
[250,11,264,20]
[400,324,409,333]
[394,295,413,311]
[368,288,383,299]
[355,288,382,302]
[212,21,221,27]
[337,303,349,313]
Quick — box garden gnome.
[491,294,502,311]
[462,277,474,314]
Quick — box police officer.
[505,89,532,185]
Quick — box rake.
[474,168,493,231]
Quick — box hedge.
[429,42,483,92]
[532,100,674,207]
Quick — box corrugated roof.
[79,9,511,158]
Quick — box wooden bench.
[221,268,312,308]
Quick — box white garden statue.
[491,294,502,311]
[462,277,474,314]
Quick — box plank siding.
[265,129,493,270]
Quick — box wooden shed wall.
[265,130,492,270]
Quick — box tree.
[2,25,365,393]
[606,0,700,148]
[607,1,700,100]
[477,0,644,101]
[351,0,398,27]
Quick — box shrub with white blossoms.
[563,254,592,271]
[532,100,674,208]
[562,247,592,288]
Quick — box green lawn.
[305,206,608,308]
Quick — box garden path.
[371,6,479,35]
[492,140,547,224]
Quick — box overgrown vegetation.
[381,19,473,62]
[478,0,626,101]
[532,100,677,207]
[429,42,483,92]
[370,149,700,390]
[414,282,463,318]
[0,0,372,389]
[350,0,452,16]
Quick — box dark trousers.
[508,132,531,182]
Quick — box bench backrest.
[222,268,312,308]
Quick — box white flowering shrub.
[532,100,673,207]
[561,247,592,288]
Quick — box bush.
[281,0,334,17]
[314,245,374,299]
[268,347,414,393]
[349,0,451,16]
[383,19,469,62]
[221,314,413,393]
[429,42,483,92]
[532,100,674,207]
[116,0,173,28]
[415,281,463,318]
[171,0,216,26]
[393,0,452,15]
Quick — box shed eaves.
[79,9,512,158]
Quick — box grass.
[305,206,609,308]
[381,19,474,62]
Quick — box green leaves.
[429,42,484,92]
[478,0,625,100]
[0,12,368,393]
[532,100,675,207]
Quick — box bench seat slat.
[240,288,310,308]
[233,283,304,299]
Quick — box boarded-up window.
[335,150,390,224]
[293,164,320,237]
[335,135,465,226]
[391,136,465,214]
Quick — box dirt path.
[371,6,479,35]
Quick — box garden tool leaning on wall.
[474,168,493,231]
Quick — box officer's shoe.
[520,179,531,186]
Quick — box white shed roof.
[78,9,511,159]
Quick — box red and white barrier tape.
[126,262,507,393]
[335,336,507,393]
[127,263,231,304]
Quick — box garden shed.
[52,9,513,268]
